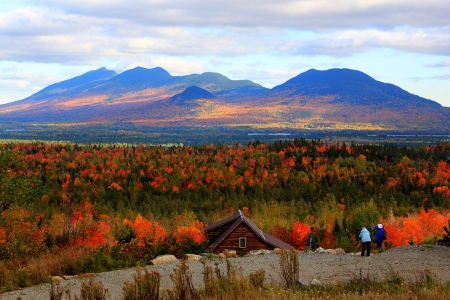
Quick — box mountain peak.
[282,68,375,86]
[171,86,216,102]
[271,68,440,108]
[110,66,172,86]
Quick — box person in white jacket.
[359,227,372,256]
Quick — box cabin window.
[239,237,246,248]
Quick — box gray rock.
[315,247,326,253]
[335,248,346,255]
[248,250,271,256]
[186,254,201,261]
[311,278,321,286]
[51,276,64,283]
[150,254,178,265]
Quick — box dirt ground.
[1,245,450,300]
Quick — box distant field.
[1,122,449,146]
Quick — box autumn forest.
[1,139,450,291]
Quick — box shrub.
[382,262,404,285]
[165,260,198,300]
[249,269,266,288]
[49,280,69,300]
[276,248,299,289]
[77,277,109,300]
[122,268,161,300]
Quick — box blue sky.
[0,0,449,107]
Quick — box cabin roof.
[204,209,292,250]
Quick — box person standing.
[374,224,386,252]
[359,227,371,256]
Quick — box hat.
[377,223,383,228]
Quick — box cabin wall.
[212,222,273,255]
[205,222,233,244]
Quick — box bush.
[78,277,109,300]
[276,248,299,289]
[165,260,198,300]
[122,268,161,300]
[249,269,266,288]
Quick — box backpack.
[382,229,388,240]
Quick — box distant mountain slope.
[171,86,215,102]
[271,68,440,108]
[109,66,172,86]
[178,72,267,98]
[20,67,117,102]
[0,67,448,132]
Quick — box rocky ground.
[1,245,450,300]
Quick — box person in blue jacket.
[374,223,386,252]
[359,227,371,256]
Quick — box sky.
[0,0,449,107]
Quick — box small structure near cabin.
[204,207,293,255]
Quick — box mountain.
[271,68,439,109]
[170,86,216,103]
[0,67,448,132]
[18,67,118,102]
[108,66,172,86]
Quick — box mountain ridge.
[0,67,448,132]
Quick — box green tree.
[347,199,380,239]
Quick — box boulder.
[51,276,64,283]
[311,278,321,286]
[334,248,346,255]
[325,249,336,254]
[186,254,201,261]
[150,254,178,265]
[248,250,271,256]
[274,248,284,254]
[315,247,326,253]
[224,250,237,257]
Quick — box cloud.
[426,60,450,67]
[289,28,450,57]
[228,68,298,88]
[37,0,450,30]
[209,58,232,66]
[0,71,59,85]
[433,74,450,80]
[0,0,450,65]
[1,2,449,66]
[409,74,450,82]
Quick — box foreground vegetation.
[48,251,450,300]
[1,140,450,292]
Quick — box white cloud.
[426,60,450,67]
[289,28,450,56]
[36,0,450,30]
[0,71,59,86]
[433,74,450,80]
[1,2,449,65]
[229,68,298,88]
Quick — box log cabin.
[204,207,293,255]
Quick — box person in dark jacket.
[374,224,386,252]
[359,227,371,256]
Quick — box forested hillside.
[1,140,450,291]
